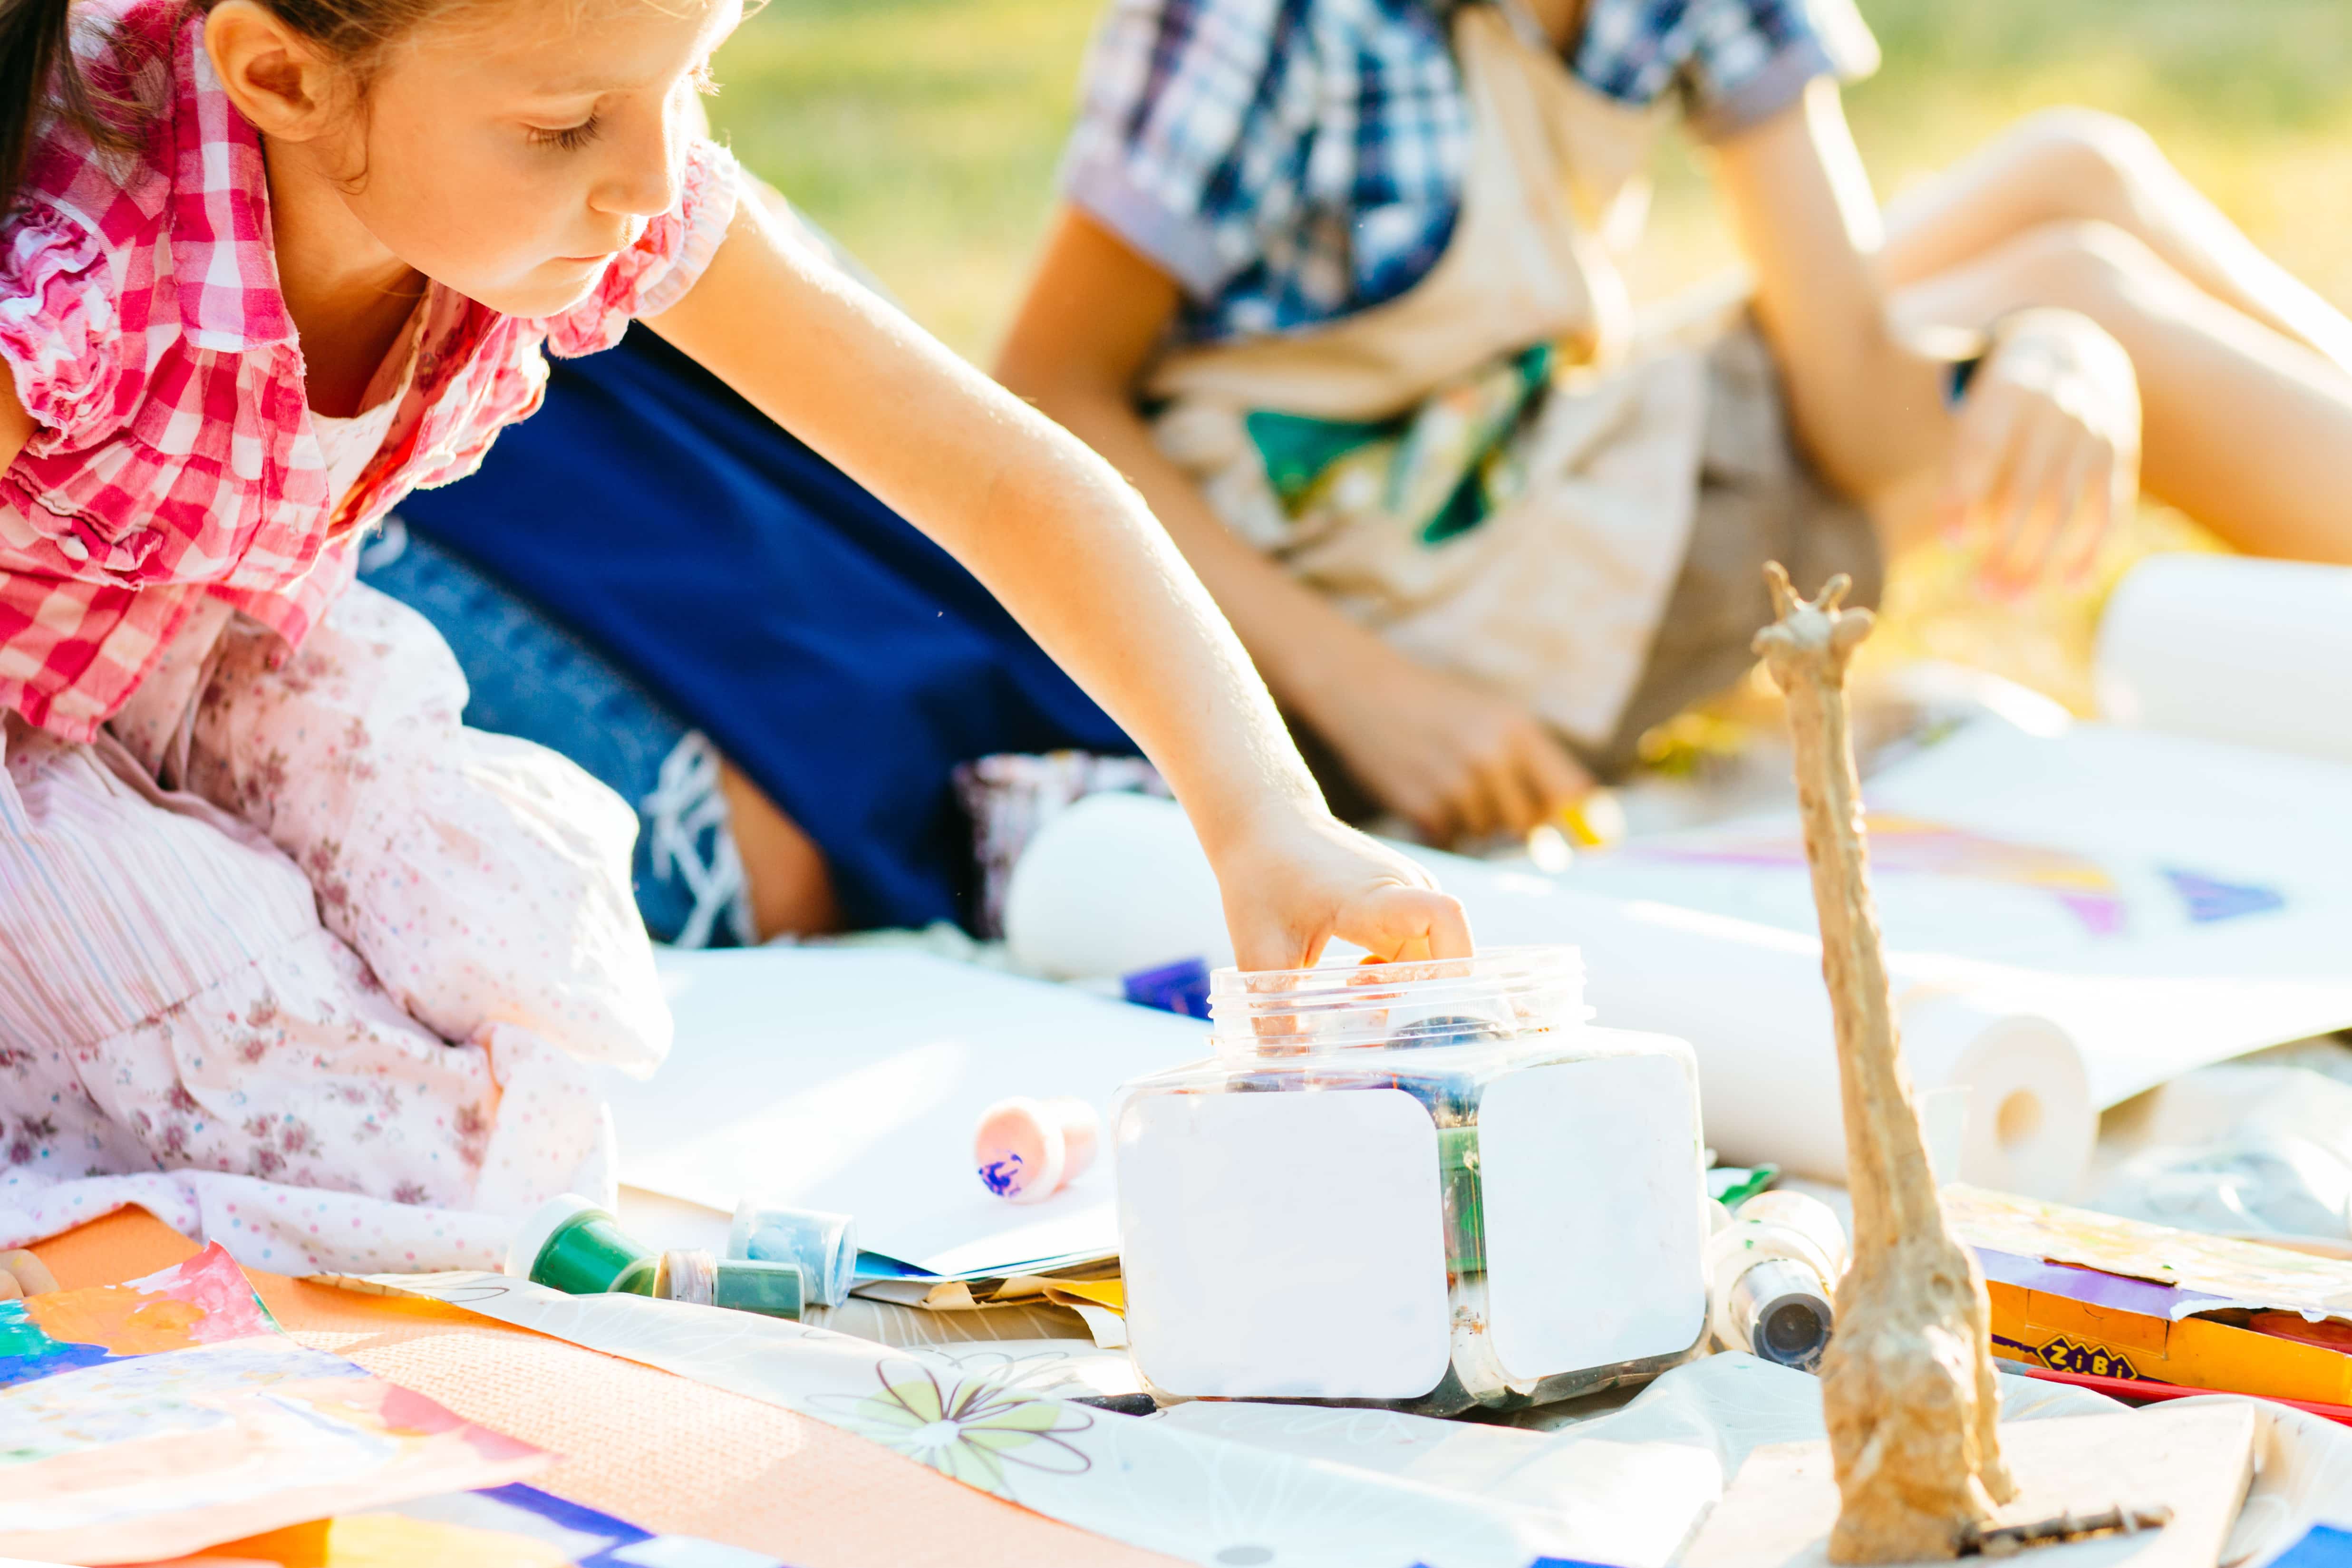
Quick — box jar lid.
[1206,945,1589,1056]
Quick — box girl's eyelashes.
[530,112,604,152]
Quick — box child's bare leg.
[1878,108,2352,375]
[717,762,842,939]
[1887,220,2352,564]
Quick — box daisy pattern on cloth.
[814,1355,1096,1496]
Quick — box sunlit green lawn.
[705,0,2352,709]
[711,0,2352,362]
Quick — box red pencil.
[2001,1357,2352,1427]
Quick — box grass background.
[702,0,2352,712]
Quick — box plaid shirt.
[0,0,739,743]
[1064,0,1876,344]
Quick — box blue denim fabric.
[357,518,745,947]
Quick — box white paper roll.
[1004,791,1233,978]
[2096,556,2352,764]
[1412,849,2095,1196]
[1003,795,2098,1196]
[1888,993,2092,1200]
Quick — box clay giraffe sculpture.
[1754,565,2019,1564]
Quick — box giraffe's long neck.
[1788,668,1941,1262]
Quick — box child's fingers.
[1231,919,1322,973]
[1984,417,2066,594]
[2042,443,2108,585]
[1343,885,1473,964]
[0,1249,57,1296]
[1520,731,1593,825]
[1480,754,1543,839]
[1446,768,1501,843]
[1946,383,2024,530]
[2067,436,2137,585]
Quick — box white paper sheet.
[602,949,1209,1275]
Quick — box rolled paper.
[974,1094,1101,1204]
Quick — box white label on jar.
[1118,1087,1449,1400]
[1478,1054,1707,1381]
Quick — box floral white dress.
[0,0,727,1271]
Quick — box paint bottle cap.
[713,1258,806,1319]
[506,1193,601,1279]
[1728,1257,1833,1371]
[1705,1191,1846,1365]
[974,1095,1101,1204]
[506,1193,660,1297]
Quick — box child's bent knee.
[2007,108,2167,224]
[1997,218,2173,310]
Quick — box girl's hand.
[1942,307,2142,596]
[1304,648,1594,846]
[1211,806,1473,970]
[0,1249,59,1301]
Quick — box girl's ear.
[204,0,348,142]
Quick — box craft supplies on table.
[509,1193,807,1318]
[729,1201,858,1306]
[1113,946,1710,1416]
[1704,1189,1847,1371]
[1004,791,2098,1196]
[1122,956,1215,1018]
[1950,1185,2352,1406]
[974,1095,1102,1202]
[1994,1355,2352,1429]
[1004,715,2352,1200]
[606,948,1205,1279]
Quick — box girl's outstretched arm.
[647,194,1470,968]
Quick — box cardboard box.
[1979,1247,2352,1404]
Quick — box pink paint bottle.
[974,1095,1102,1204]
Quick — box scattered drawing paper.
[605,949,1208,1276]
[134,1482,787,1568]
[0,1246,547,1565]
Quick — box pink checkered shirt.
[0,0,740,742]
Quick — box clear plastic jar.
[1113,947,1710,1416]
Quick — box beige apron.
[1145,2,1718,751]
